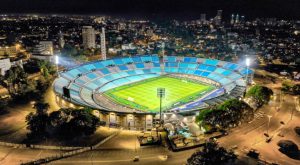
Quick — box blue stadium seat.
[153,62,160,67]
[93,62,104,69]
[83,64,96,71]
[135,63,145,68]
[122,57,134,64]
[86,73,98,80]
[113,59,124,65]
[118,65,128,71]
[151,56,159,62]
[204,59,219,66]
[198,64,208,70]
[165,62,178,67]
[179,62,189,68]
[132,57,142,63]
[141,56,152,62]
[167,56,176,62]
[183,57,197,63]
[100,68,110,75]
[201,71,210,77]
[127,70,137,75]
[206,66,216,72]
[101,60,115,66]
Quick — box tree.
[199,99,254,130]
[187,140,237,165]
[1,66,28,95]
[26,102,50,139]
[61,44,78,57]
[294,127,300,136]
[246,85,273,107]
[33,102,50,115]
[0,99,8,115]
[292,84,300,95]
[277,140,299,158]
[55,108,100,139]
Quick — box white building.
[200,13,207,24]
[0,58,11,75]
[31,41,54,63]
[82,26,96,49]
[58,31,65,48]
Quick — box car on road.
[278,133,284,137]
[133,156,140,162]
[266,137,272,143]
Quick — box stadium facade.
[53,55,253,129]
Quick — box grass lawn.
[105,76,215,112]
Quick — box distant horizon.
[0,0,299,20]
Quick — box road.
[52,130,196,165]
[0,145,65,165]
[218,83,300,165]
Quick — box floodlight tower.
[161,42,165,57]
[245,57,250,86]
[157,88,165,124]
[55,55,59,77]
[100,27,107,60]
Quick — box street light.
[266,115,272,135]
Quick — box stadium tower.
[161,42,165,74]
[100,27,107,60]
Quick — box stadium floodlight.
[55,55,59,77]
[55,55,59,64]
[245,57,251,86]
[246,58,250,67]
[157,88,165,124]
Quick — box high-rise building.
[200,14,206,24]
[241,16,245,24]
[82,26,96,49]
[235,14,240,24]
[230,14,235,25]
[215,10,222,25]
[100,27,106,60]
[58,31,65,48]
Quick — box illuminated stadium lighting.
[246,58,250,67]
[55,55,59,64]
[55,55,60,77]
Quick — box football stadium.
[53,55,253,115]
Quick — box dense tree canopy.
[282,81,300,95]
[187,140,237,165]
[197,99,254,130]
[26,106,104,141]
[0,59,55,103]
[246,85,273,108]
[26,102,50,139]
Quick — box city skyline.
[0,0,300,20]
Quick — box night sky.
[0,0,299,20]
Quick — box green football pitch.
[104,76,215,112]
